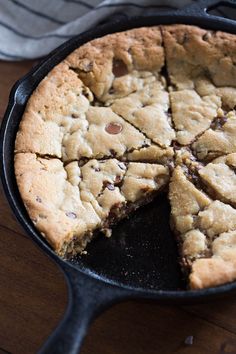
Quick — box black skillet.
[1,0,236,353]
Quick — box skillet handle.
[178,0,236,18]
[38,264,127,354]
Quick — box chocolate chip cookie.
[15,25,236,289]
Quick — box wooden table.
[1,60,236,354]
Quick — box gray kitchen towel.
[0,0,234,61]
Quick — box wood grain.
[1,60,236,354]
[82,302,236,354]
[0,225,67,354]
[0,61,35,119]
[0,185,25,236]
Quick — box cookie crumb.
[184,335,194,346]
[103,228,112,238]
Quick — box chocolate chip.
[221,116,227,125]
[107,184,115,191]
[141,186,150,193]
[36,196,42,203]
[109,149,116,157]
[82,87,92,100]
[91,164,100,172]
[210,116,227,130]
[191,174,199,183]
[118,163,126,170]
[183,33,188,43]
[115,175,122,183]
[105,122,123,135]
[66,211,77,219]
[108,87,115,95]
[167,161,175,172]
[72,113,79,118]
[173,141,182,150]
[112,59,128,77]
[179,33,188,45]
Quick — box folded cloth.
[0,0,234,61]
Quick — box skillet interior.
[72,195,183,291]
[2,12,236,296]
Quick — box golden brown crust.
[14,24,236,289]
[15,62,86,157]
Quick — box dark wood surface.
[1,60,236,354]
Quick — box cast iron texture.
[1,1,236,353]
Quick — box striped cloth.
[0,0,235,61]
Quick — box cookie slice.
[14,153,102,255]
[192,111,236,160]
[15,153,169,257]
[170,89,221,145]
[15,62,88,158]
[191,204,236,289]
[169,165,211,237]
[66,26,164,101]
[110,80,175,148]
[190,237,236,290]
[198,153,236,207]
[162,24,236,90]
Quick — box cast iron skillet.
[1,0,236,353]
